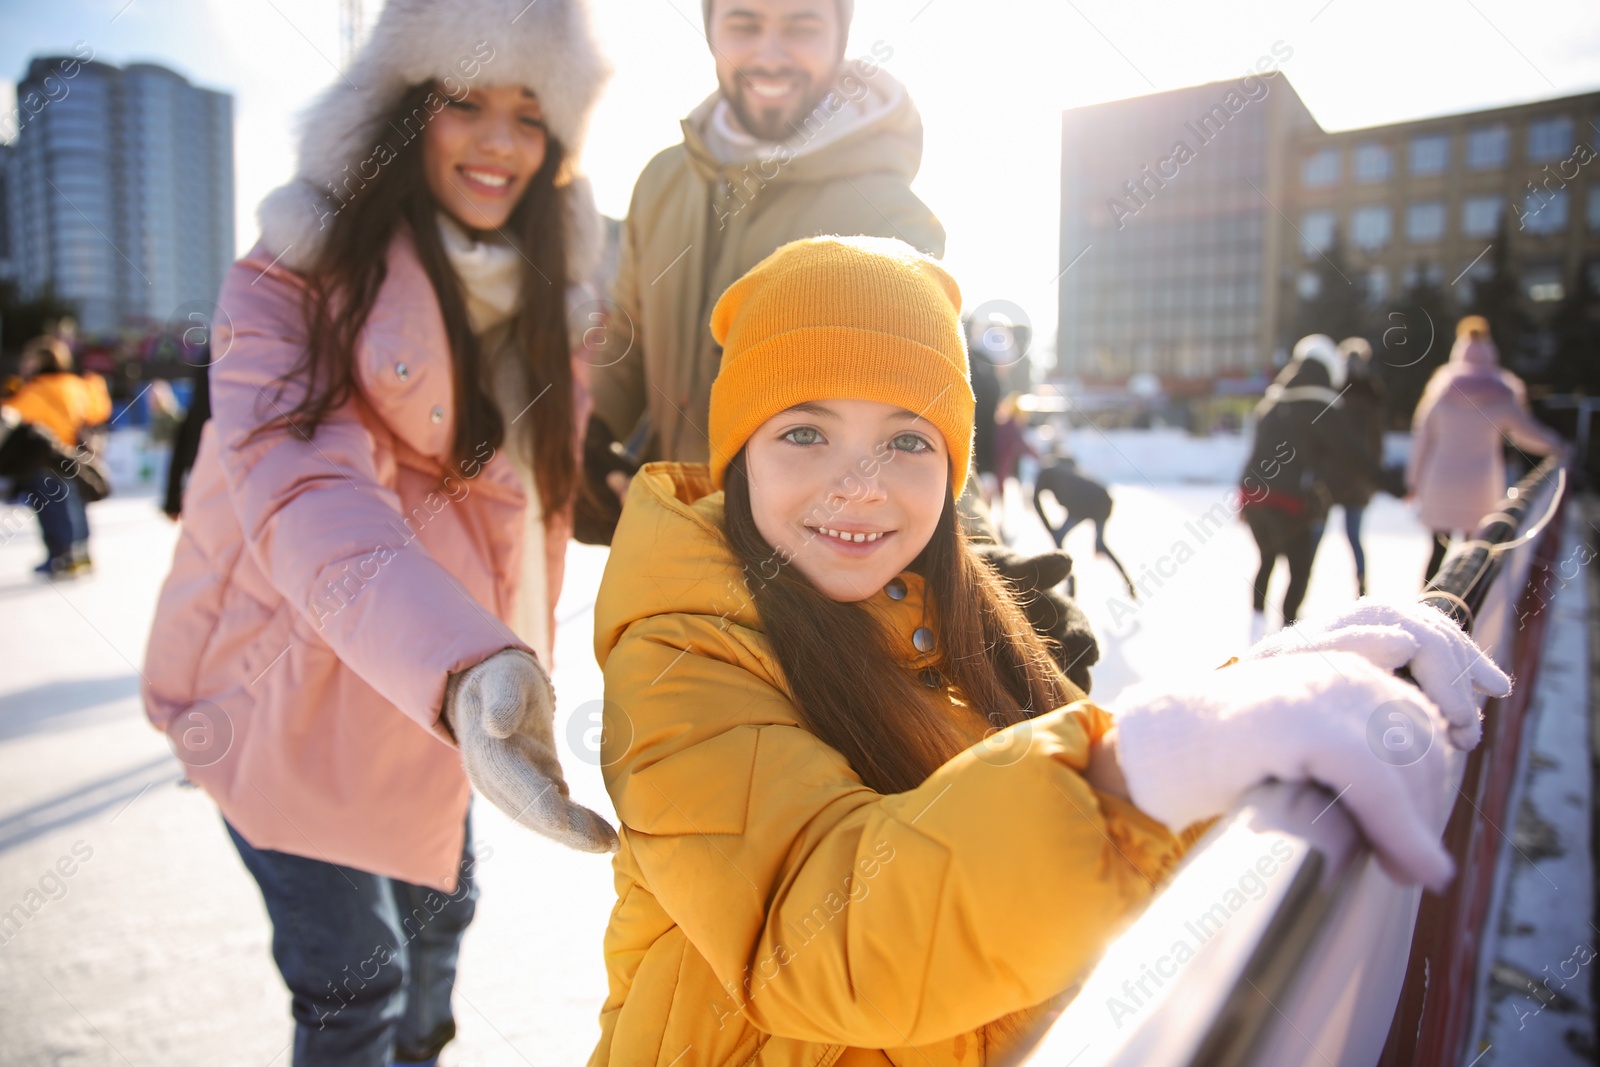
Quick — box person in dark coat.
[1241,334,1401,626]
[1324,337,1387,596]
[1033,454,1137,599]
[162,349,211,519]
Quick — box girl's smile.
[745,397,947,602]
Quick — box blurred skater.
[1324,337,1387,596]
[1033,453,1137,599]
[1241,334,1401,627]
[0,336,109,576]
[989,394,1039,541]
[1409,316,1565,582]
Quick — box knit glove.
[1114,651,1457,890]
[973,543,1099,694]
[445,649,619,853]
[1244,599,1510,749]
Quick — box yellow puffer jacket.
[3,371,111,448]
[590,463,1191,1066]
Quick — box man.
[583,0,944,537]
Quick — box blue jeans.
[1343,505,1366,582]
[19,470,87,562]
[226,818,478,1067]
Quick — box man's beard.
[719,68,833,142]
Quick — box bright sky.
[3,0,1598,362]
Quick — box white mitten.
[1246,598,1510,749]
[445,649,619,854]
[1113,652,1455,890]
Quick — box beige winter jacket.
[592,64,945,463]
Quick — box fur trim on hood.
[1292,333,1346,391]
[255,0,609,281]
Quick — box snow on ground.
[1476,504,1597,1064]
[0,434,1571,1066]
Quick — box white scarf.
[437,212,552,664]
[437,212,524,334]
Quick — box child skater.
[588,236,1509,1064]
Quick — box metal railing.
[1010,456,1568,1067]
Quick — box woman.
[588,237,1506,1064]
[141,2,615,1064]
[1409,316,1564,582]
[1,336,109,576]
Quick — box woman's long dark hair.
[263,81,576,515]
[722,450,1080,794]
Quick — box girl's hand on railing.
[1241,599,1511,749]
[1111,651,1457,890]
[445,649,620,854]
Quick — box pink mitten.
[1114,652,1456,890]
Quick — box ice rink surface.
[0,477,1440,1065]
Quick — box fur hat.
[256,0,610,280]
[1293,333,1346,391]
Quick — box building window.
[1365,266,1389,304]
[1302,148,1339,187]
[1462,195,1503,237]
[1351,205,1392,250]
[1402,262,1444,290]
[1297,270,1322,300]
[1526,116,1573,162]
[1525,263,1564,302]
[1406,201,1446,242]
[1353,142,1392,182]
[1521,188,1568,234]
[1588,187,1600,231]
[1300,209,1337,256]
[1409,133,1450,175]
[1466,125,1509,169]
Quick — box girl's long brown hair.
[722,451,1080,795]
[263,82,576,514]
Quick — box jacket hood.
[594,463,747,669]
[1451,335,1499,368]
[1255,356,1341,417]
[681,64,926,186]
[254,0,609,280]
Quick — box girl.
[142,2,615,1064]
[588,236,1509,1065]
[1409,315,1565,582]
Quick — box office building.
[1057,77,1600,384]
[4,56,233,333]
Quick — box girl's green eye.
[891,432,931,453]
[782,426,822,446]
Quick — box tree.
[1550,262,1600,394]
[1464,217,1535,377]
[0,279,78,364]
[1378,265,1455,425]
[1292,230,1366,343]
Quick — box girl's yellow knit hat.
[708,235,975,497]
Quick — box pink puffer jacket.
[142,229,579,891]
